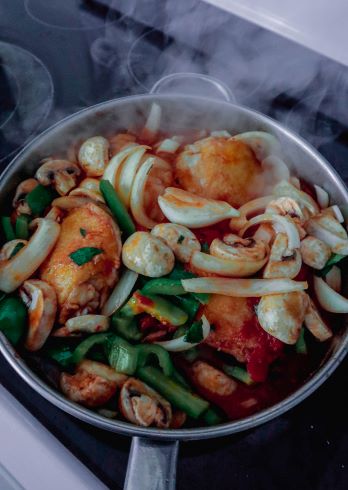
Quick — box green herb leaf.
[177,234,185,244]
[69,247,103,266]
[9,242,25,259]
[201,242,210,253]
[184,320,203,343]
[25,184,56,216]
[80,228,87,237]
[316,253,346,277]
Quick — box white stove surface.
[204,0,348,67]
[0,386,107,490]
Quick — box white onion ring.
[181,277,307,297]
[305,220,348,255]
[190,251,267,277]
[102,269,138,316]
[143,102,161,137]
[262,155,290,183]
[0,219,60,293]
[130,157,158,229]
[329,205,344,223]
[240,213,300,251]
[304,298,332,341]
[116,145,148,206]
[102,144,138,188]
[156,138,181,153]
[155,315,210,352]
[314,275,348,313]
[53,315,110,337]
[314,184,329,209]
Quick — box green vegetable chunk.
[136,343,174,377]
[69,247,103,266]
[295,327,307,354]
[71,333,113,364]
[111,314,143,342]
[172,295,200,322]
[137,366,209,419]
[45,344,74,368]
[203,407,224,426]
[184,320,203,344]
[15,214,30,240]
[1,216,15,242]
[141,278,186,296]
[169,264,210,304]
[222,365,254,385]
[106,335,138,375]
[0,297,27,345]
[99,180,135,238]
[121,291,188,326]
[80,228,87,237]
[25,184,56,215]
[317,253,346,277]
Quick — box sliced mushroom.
[266,196,307,238]
[122,231,175,277]
[151,223,201,263]
[263,233,302,279]
[69,178,105,202]
[78,136,109,177]
[119,378,172,428]
[304,298,332,341]
[191,361,237,396]
[19,279,57,351]
[53,315,109,337]
[0,218,60,293]
[60,369,117,408]
[0,239,27,260]
[272,180,319,216]
[12,178,38,215]
[300,236,331,270]
[257,291,308,344]
[36,159,81,196]
[304,211,348,255]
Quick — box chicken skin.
[40,202,121,323]
[175,137,261,208]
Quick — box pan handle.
[124,437,179,490]
[150,72,236,102]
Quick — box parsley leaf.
[184,320,203,343]
[80,228,87,237]
[69,247,103,266]
[201,242,209,253]
[316,253,346,277]
[177,234,185,244]
[9,242,25,259]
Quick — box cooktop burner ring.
[0,41,54,162]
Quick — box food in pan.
[0,103,346,429]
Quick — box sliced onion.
[233,131,281,160]
[314,275,348,313]
[238,195,274,218]
[314,184,329,209]
[102,143,138,188]
[273,180,319,215]
[304,299,332,341]
[53,315,110,337]
[156,138,181,154]
[261,155,290,183]
[102,269,138,316]
[329,205,344,223]
[0,219,60,293]
[305,220,348,255]
[155,315,210,352]
[325,265,341,292]
[130,157,158,228]
[210,130,231,138]
[190,251,267,277]
[240,213,300,251]
[143,102,161,138]
[116,145,148,206]
[158,187,239,228]
[181,277,307,297]
[290,177,301,189]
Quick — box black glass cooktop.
[0,1,347,488]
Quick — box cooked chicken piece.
[40,202,121,323]
[175,137,261,207]
[192,361,237,396]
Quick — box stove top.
[0,1,347,489]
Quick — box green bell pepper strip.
[136,343,174,377]
[203,407,224,426]
[106,335,139,375]
[99,180,135,238]
[137,366,209,419]
[44,344,74,368]
[0,296,27,345]
[168,264,210,304]
[15,214,30,240]
[111,314,143,342]
[25,184,56,215]
[141,278,186,296]
[172,295,200,322]
[1,216,15,242]
[222,365,254,385]
[295,327,307,354]
[121,291,188,326]
[71,333,113,365]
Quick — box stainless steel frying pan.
[0,74,347,489]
